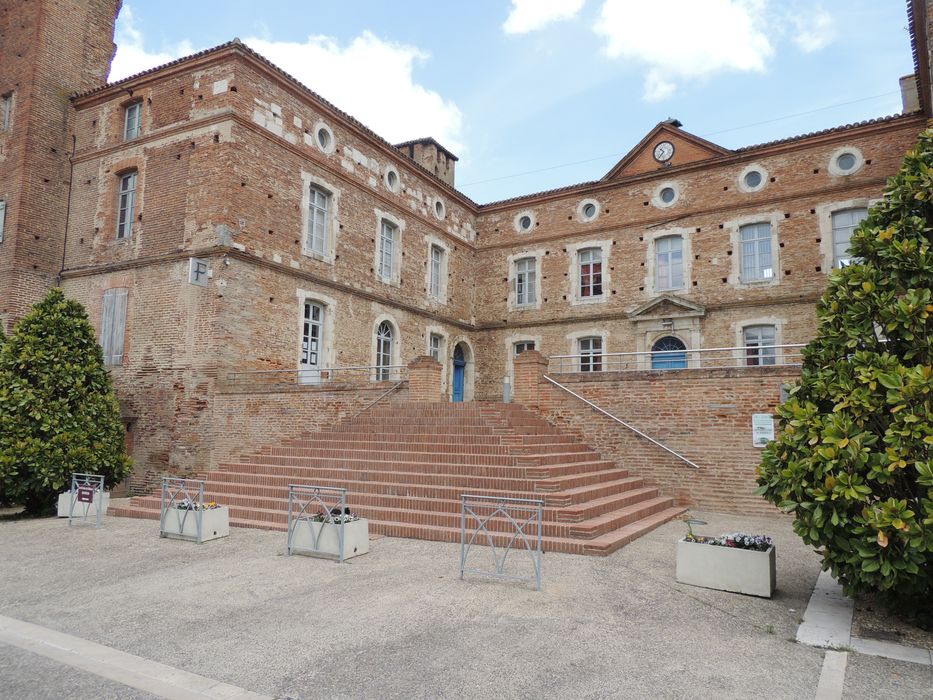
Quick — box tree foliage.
[0,288,131,514]
[757,130,933,627]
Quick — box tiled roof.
[72,40,479,208]
[394,137,459,161]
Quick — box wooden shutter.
[101,288,128,365]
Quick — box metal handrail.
[226,364,409,386]
[543,374,701,470]
[549,343,804,374]
[350,381,405,420]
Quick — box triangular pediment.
[628,294,706,320]
[603,121,731,180]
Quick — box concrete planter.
[160,506,229,543]
[57,491,110,518]
[676,539,776,598]
[290,518,369,560]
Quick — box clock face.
[653,141,675,162]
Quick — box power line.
[460,90,902,187]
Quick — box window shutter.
[101,289,128,365]
[0,200,5,243]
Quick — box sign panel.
[752,413,775,448]
[76,485,95,503]
[188,257,209,287]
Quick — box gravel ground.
[0,511,927,699]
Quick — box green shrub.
[0,288,131,514]
[757,130,933,628]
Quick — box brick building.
[2,0,932,523]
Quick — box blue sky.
[111,1,915,203]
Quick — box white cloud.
[593,0,774,101]
[108,6,465,155]
[109,5,193,82]
[789,8,835,53]
[503,0,585,34]
[244,33,464,154]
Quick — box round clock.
[653,141,675,162]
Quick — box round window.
[583,203,597,219]
[836,152,857,172]
[660,187,676,204]
[744,171,762,189]
[519,215,532,230]
[316,128,331,151]
[385,169,399,192]
[435,200,446,219]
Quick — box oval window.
[519,215,532,230]
[583,203,597,219]
[434,200,446,219]
[744,171,762,189]
[660,187,676,204]
[836,152,857,172]
[386,169,399,192]
[316,127,331,151]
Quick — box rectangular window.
[514,257,536,306]
[100,288,128,366]
[116,171,137,239]
[123,102,141,140]
[579,248,603,297]
[739,223,773,282]
[378,220,396,281]
[1,92,12,131]
[429,333,443,361]
[831,208,868,268]
[744,325,776,366]
[656,236,683,290]
[307,186,330,256]
[579,336,602,372]
[429,244,444,300]
[0,200,5,243]
[514,341,535,356]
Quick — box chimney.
[395,137,458,187]
[900,74,921,113]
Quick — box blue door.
[452,345,466,402]
[651,336,687,370]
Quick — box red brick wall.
[514,351,799,514]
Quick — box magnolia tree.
[0,289,131,514]
[757,131,933,626]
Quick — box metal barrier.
[286,485,349,562]
[460,494,543,591]
[67,473,106,528]
[159,477,208,543]
[548,344,804,374]
[225,364,409,387]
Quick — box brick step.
[538,476,647,507]
[220,457,618,482]
[240,448,600,469]
[107,505,593,555]
[567,496,675,539]
[582,507,689,556]
[262,442,515,458]
[187,474,622,509]
[532,468,629,493]
[555,486,659,523]
[285,432,578,447]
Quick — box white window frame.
[739,222,774,283]
[654,235,684,291]
[514,340,536,356]
[831,208,868,269]
[817,199,876,273]
[428,332,443,362]
[566,329,608,373]
[372,315,401,381]
[425,237,449,304]
[116,171,137,240]
[732,316,784,366]
[123,102,141,140]
[100,288,128,366]
[742,324,777,366]
[567,240,612,305]
[503,333,542,384]
[726,213,781,288]
[578,336,603,373]
[514,257,537,308]
[0,200,6,243]
[307,185,330,257]
[300,172,339,263]
[374,210,404,285]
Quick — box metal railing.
[350,381,405,420]
[548,344,804,375]
[225,364,409,387]
[159,477,208,543]
[544,375,701,470]
[67,473,106,528]
[460,494,543,591]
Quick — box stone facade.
[2,1,932,493]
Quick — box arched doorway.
[651,336,687,370]
[452,343,466,402]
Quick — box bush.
[757,130,933,628]
[0,288,131,514]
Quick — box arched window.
[651,336,687,370]
[375,321,394,380]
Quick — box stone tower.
[0,0,121,331]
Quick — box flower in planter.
[307,508,359,524]
[176,498,222,511]
[686,532,773,551]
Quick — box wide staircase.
[111,402,687,556]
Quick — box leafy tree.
[757,130,933,627]
[0,288,131,514]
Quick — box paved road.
[0,512,929,698]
